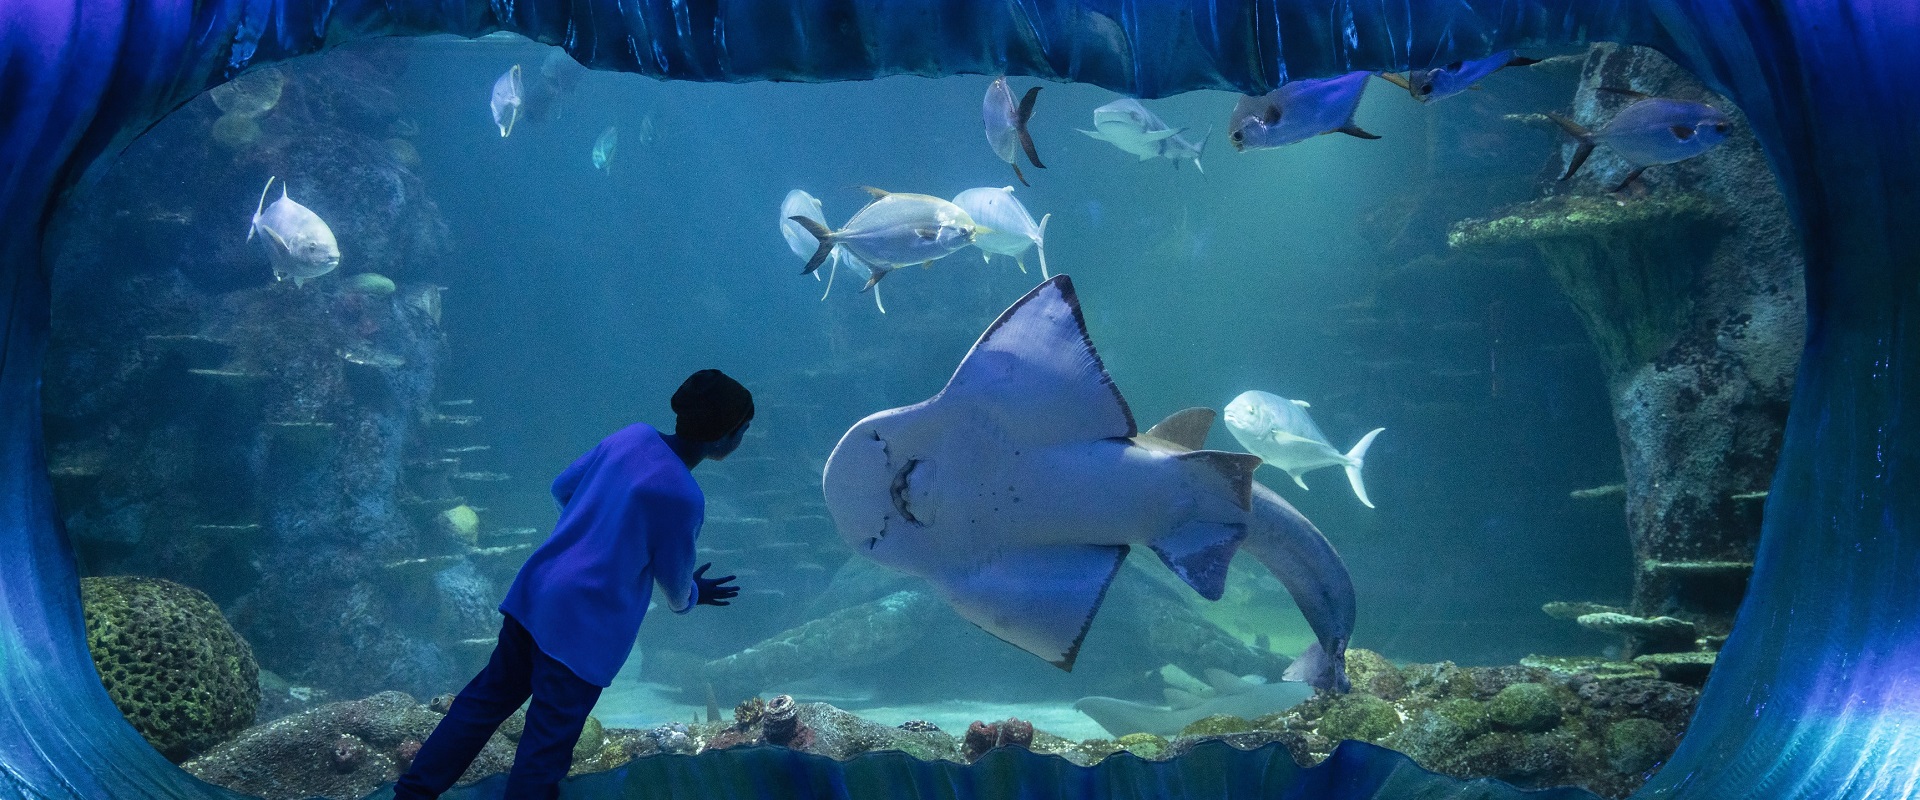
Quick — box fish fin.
[1375,71,1412,91]
[1337,123,1381,140]
[1138,152,1159,161]
[1291,399,1311,408]
[915,228,939,241]
[935,544,1129,670]
[858,185,890,199]
[1149,520,1246,601]
[820,250,839,300]
[1547,113,1597,180]
[1034,213,1050,279]
[250,176,276,241]
[1506,55,1542,68]
[1261,105,1281,125]
[1669,124,1697,141]
[1288,470,1311,491]
[940,276,1136,443]
[260,224,292,255]
[1343,428,1385,509]
[1174,449,1260,511]
[1283,640,1351,693]
[1011,160,1028,187]
[1016,86,1046,169]
[789,215,835,275]
[1145,408,1215,451]
[860,264,892,292]
[1164,688,1206,709]
[293,274,308,289]
[871,281,886,314]
[1596,86,1653,102]
[1076,128,1112,143]
[1611,166,1649,194]
[1012,255,1027,274]
[1139,127,1184,142]
[919,261,933,270]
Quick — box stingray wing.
[936,542,1129,670]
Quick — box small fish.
[1078,99,1208,172]
[592,126,618,172]
[248,176,339,288]
[1227,72,1378,152]
[1550,88,1732,191]
[951,186,1051,278]
[1378,52,1541,102]
[788,187,983,291]
[1223,391,1384,508]
[490,64,523,138]
[983,77,1045,186]
[780,189,886,312]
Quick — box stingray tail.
[1342,428,1385,509]
[249,176,276,241]
[1034,213,1051,279]
[1548,113,1597,180]
[791,216,835,275]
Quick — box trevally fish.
[983,77,1045,186]
[823,276,1266,670]
[1224,390,1384,508]
[952,186,1051,278]
[248,176,340,288]
[592,126,618,172]
[1377,51,1541,102]
[789,187,982,290]
[490,64,523,137]
[1227,72,1378,152]
[779,190,888,313]
[1550,88,1731,191]
[1078,99,1208,172]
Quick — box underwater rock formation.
[1450,44,1804,649]
[80,576,259,762]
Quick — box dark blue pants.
[394,614,603,800]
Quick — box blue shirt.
[498,423,703,686]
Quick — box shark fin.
[1174,450,1260,511]
[1140,127,1185,142]
[1202,668,1259,696]
[1343,427,1384,508]
[1076,128,1109,141]
[1145,408,1216,451]
[1164,688,1206,709]
[936,543,1128,670]
[1150,520,1245,601]
[938,276,1136,444]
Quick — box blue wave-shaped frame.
[2,0,1915,798]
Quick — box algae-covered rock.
[1382,698,1488,766]
[1116,732,1168,759]
[1605,718,1674,774]
[1342,648,1406,699]
[1178,714,1254,738]
[1317,693,1402,743]
[1455,730,1577,786]
[82,575,259,761]
[1487,682,1561,732]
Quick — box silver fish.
[490,64,523,138]
[787,187,981,291]
[592,126,618,172]
[780,189,887,312]
[1378,51,1540,103]
[1078,99,1208,172]
[952,186,1050,278]
[248,176,339,288]
[983,77,1045,186]
[1550,89,1732,191]
[1227,72,1378,152]
[1223,390,1384,508]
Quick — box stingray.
[1074,667,1316,738]
[822,275,1355,691]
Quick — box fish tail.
[790,216,835,275]
[1342,428,1385,509]
[1034,213,1051,279]
[1548,113,1597,180]
[250,176,275,241]
[1016,86,1046,169]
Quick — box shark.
[1075,667,1316,738]
[821,276,1355,693]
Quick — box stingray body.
[825,276,1295,672]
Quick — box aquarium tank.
[1,2,1915,800]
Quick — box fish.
[788,187,982,291]
[983,77,1045,186]
[1227,72,1378,152]
[1077,99,1208,172]
[1075,667,1316,737]
[1549,88,1732,191]
[490,64,523,138]
[592,126,618,172]
[247,176,340,288]
[779,189,887,313]
[951,186,1051,278]
[822,275,1267,671]
[1377,51,1541,102]
[1223,391,1384,509]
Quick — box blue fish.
[1379,51,1541,102]
[1551,88,1733,191]
[1227,71,1378,152]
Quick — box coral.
[1631,651,1717,685]
[1341,648,1407,699]
[1576,613,1698,653]
[1115,732,1168,759]
[81,576,259,761]
[1487,683,1562,732]
[1605,718,1674,774]
[1519,655,1657,681]
[1316,694,1403,743]
[330,735,369,773]
[763,694,814,750]
[1454,730,1578,787]
[960,718,1034,763]
[1178,714,1255,737]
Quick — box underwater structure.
[2,3,1917,800]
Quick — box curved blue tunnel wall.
[2,0,1916,797]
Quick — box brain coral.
[81,576,259,761]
